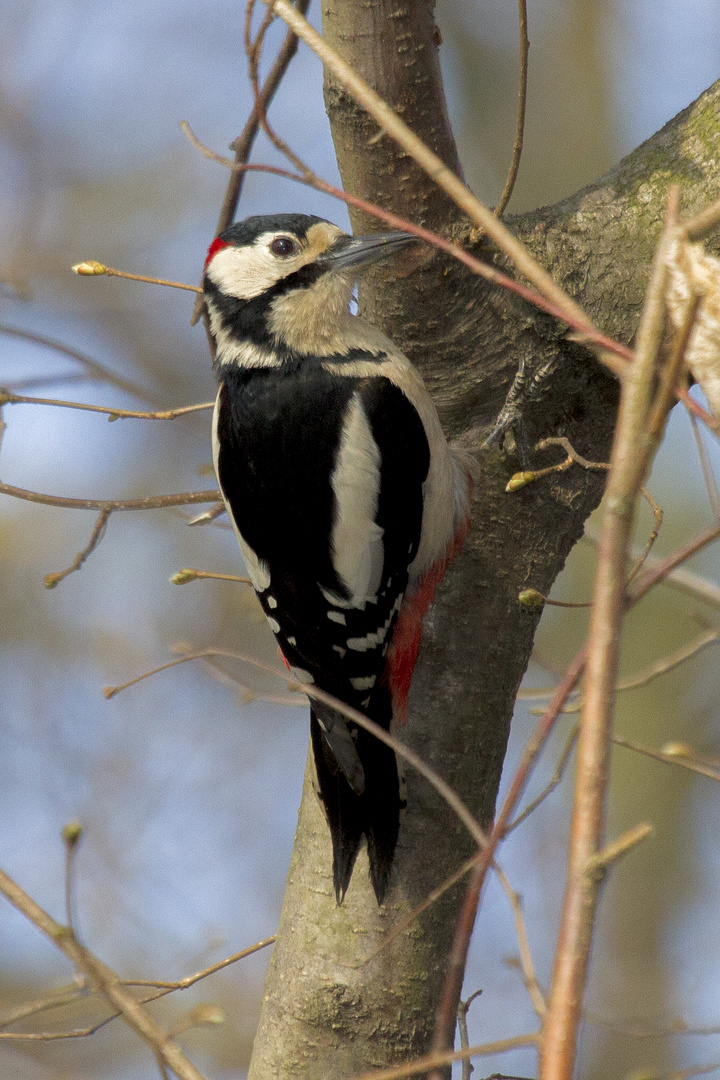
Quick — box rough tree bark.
[247,4,720,1077]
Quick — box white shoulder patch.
[212,393,271,593]
[330,393,384,604]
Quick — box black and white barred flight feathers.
[204,213,471,904]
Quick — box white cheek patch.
[207,233,309,300]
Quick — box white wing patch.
[330,393,384,605]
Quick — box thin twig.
[506,726,579,832]
[72,261,200,293]
[0,935,274,1040]
[626,487,663,584]
[510,439,664,579]
[684,192,720,241]
[427,647,587,1075]
[613,735,720,784]
[585,822,653,875]
[493,864,546,1018]
[259,0,602,349]
[44,509,111,589]
[220,0,310,233]
[615,628,720,692]
[494,0,529,218]
[61,822,83,937]
[0,867,207,1080]
[583,525,720,610]
[103,647,489,851]
[190,0,311,325]
[345,1031,539,1080]
[179,144,632,376]
[0,481,219,513]
[0,323,163,405]
[356,854,477,968]
[170,568,252,585]
[457,989,483,1080]
[628,521,720,605]
[0,388,213,422]
[0,982,91,1033]
[431,498,720,1068]
[123,936,276,990]
[534,628,720,717]
[689,407,720,520]
[539,191,680,1080]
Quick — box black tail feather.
[310,702,400,904]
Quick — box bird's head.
[203,213,417,359]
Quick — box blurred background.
[1,1,720,1077]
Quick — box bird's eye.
[270,236,297,257]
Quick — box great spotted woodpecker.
[204,213,470,903]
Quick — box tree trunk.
[248,3,720,1072]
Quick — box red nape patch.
[204,236,229,270]
[278,646,292,672]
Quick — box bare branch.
[585,822,654,876]
[0,927,274,1043]
[170,568,252,586]
[0,387,213,422]
[44,509,111,589]
[684,192,720,241]
[613,735,720,784]
[427,646,587,1074]
[260,0,601,346]
[628,521,720,605]
[457,989,483,1080]
[0,867,208,1080]
[0,323,163,404]
[506,726,579,832]
[0,481,219,513]
[179,129,633,373]
[72,260,201,293]
[539,192,680,1080]
[103,646,490,850]
[493,864,546,1019]
[345,1031,539,1080]
[494,0,529,218]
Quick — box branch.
[0,387,213,422]
[190,0,310,326]
[494,0,529,218]
[539,194,679,1079]
[346,1032,539,1080]
[103,646,489,851]
[0,482,219,512]
[181,124,632,372]
[0,937,275,1041]
[261,0,613,350]
[0,867,208,1080]
[0,323,164,405]
[72,260,201,293]
[427,647,587,1073]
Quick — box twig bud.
[62,820,83,848]
[506,471,535,492]
[518,588,545,608]
[170,569,199,585]
[72,260,107,276]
